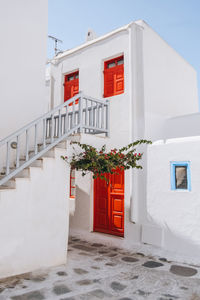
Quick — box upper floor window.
[170,161,191,191]
[104,56,124,98]
[64,71,79,104]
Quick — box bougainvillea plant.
[61,139,151,181]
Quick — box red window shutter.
[104,69,114,97]
[104,56,124,98]
[64,71,79,104]
[114,66,124,95]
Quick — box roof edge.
[50,21,142,62]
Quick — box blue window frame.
[170,161,191,191]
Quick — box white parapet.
[0,146,70,279]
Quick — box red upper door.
[104,56,124,98]
[64,71,79,104]
[94,169,124,237]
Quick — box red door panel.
[110,195,124,235]
[94,169,124,237]
[93,173,109,232]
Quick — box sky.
[48,0,200,105]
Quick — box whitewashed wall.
[69,134,141,249]
[0,0,48,139]
[145,137,200,258]
[164,113,200,139]
[136,20,199,141]
[0,147,70,279]
[50,21,199,252]
[50,27,143,246]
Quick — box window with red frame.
[70,169,76,198]
[64,71,79,105]
[104,56,124,98]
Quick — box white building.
[0,0,70,279]
[49,20,200,261]
[0,11,200,279]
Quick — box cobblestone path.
[1,236,200,299]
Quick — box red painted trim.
[70,169,75,198]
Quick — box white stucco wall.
[146,137,200,258]
[50,27,144,246]
[50,21,199,254]
[137,20,199,141]
[0,147,70,279]
[0,0,48,139]
[69,134,141,249]
[164,113,200,139]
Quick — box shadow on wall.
[69,186,92,233]
[162,222,200,258]
[147,214,200,258]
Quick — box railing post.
[25,129,29,161]
[101,104,104,130]
[72,102,75,128]
[58,109,61,138]
[78,92,83,133]
[96,103,100,129]
[50,114,54,143]
[35,124,38,154]
[65,105,68,133]
[6,141,10,175]
[106,100,110,137]
[42,119,46,150]
[85,98,88,132]
[16,135,20,168]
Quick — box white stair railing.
[0,92,110,186]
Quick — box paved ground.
[1,236,200,300]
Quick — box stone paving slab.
[0,236,200,299]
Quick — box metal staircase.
[0,92,110,187]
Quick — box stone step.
[37,140,66,150]
[22,148,55,160]
[0,185,15,191]
[17,158,43,168]
[0,167,30,178]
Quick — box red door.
[94,169,124,237]
[64,71,79,105]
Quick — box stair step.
[0,168,29,178]
[0,185,15,190]
[13,158,43,168]
[37,140,66,150]
[0,175,15,181]
[27,149,55,158]
[57,141,67,149]
[3,180,16,188]
[0,176,16,188]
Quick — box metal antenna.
[48,35,63,56]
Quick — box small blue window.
[170,161,191,191]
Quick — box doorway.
[93,169,124,237]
